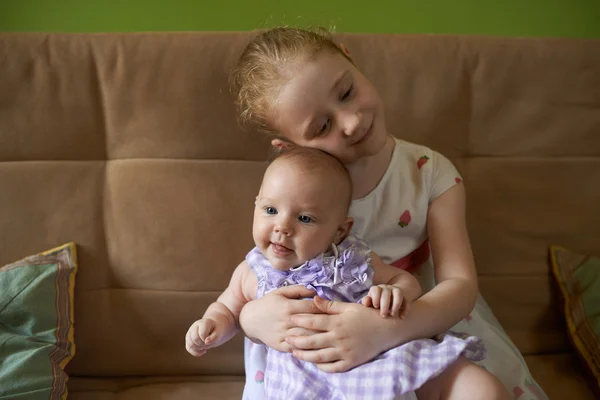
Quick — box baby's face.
[253,162,348,271]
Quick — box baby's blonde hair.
[270,147,353,213]
[230,27,350,136]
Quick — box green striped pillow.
[0,243,78,400]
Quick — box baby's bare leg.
[415,357,509,400]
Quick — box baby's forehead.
[263,161,348,203]
[267,156,339,182]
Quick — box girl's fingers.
[292,347,340,364]
[288,298,323,315]
[286,332,334,350]
[316,359,351,373]
[291,314,332,332]
[274,284,316,300]
[287,327,321,337]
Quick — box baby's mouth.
[271,242,293,256]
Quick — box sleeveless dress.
[242,234,486,400]
[347,138,548,400]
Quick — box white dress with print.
[348,138,548,400]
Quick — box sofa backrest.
[1,32,599,377]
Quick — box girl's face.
[253,161,351,271]
[270,50,388,165]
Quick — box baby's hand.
[185,318,218,357]
[361,284,410,318]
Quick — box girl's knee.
[417,358,509,400]
[450,359,509,400]
[474,370,510,400]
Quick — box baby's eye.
[298,215,312,224]
[341,84,354,101]
[265,207,277,215]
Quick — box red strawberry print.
[512,386,524,399]
[417,155,429,169]
[455,177,462,184]
[398,210,411,228]
[465,314,472,322]
[255,370,264,383]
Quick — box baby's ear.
[335,217,354,243]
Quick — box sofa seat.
[67,352,595,399]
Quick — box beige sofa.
[1,32,598,399]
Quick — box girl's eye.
[298,215,312,224]
[316,119,331,136]
[341,84,354,101]
[266,207,277,215]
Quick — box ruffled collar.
[265,240,370,290]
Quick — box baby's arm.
[361,252,422,318]
[185,260,257,357]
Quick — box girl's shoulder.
[388,137,462,201]
[392,137,436,164]
[391,137,457,174]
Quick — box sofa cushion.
[66,354,594,400]
[68,376,245,400]
[0,243,78,399]
[550,246,600,397]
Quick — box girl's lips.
[271,243,293,257]
[354,119,374,145]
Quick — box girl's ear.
[339,43,353,59]
[271,138,297,152]
[335,217,354,244]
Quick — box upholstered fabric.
[0,32,599,398]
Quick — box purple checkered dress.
[244,234,486,400]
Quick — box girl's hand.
[361,284,410,318]
[238,285,323,352]
[286,296,400,372]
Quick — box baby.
[186,147,485,399]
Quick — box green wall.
[1,0,599,38]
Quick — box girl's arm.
[424,180,478,328]
[185,260,257,356]
[286,183,478,372]
[238,285,323,351]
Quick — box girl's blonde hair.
[230,27,349,136]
